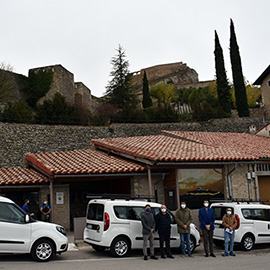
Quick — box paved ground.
[1,233,270,269]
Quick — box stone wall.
[223,164,256,200]
[131,174,165,204]
[0,116,268,168]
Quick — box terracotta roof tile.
[92,131,270,163]
[0,167,49,186]
[27,149,146,176]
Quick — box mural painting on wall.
[178,168,224,209]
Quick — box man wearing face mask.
[40,200,51,222]
[141,204,158,260]
[199,199,215,257]
[222,207,237,257]
[175,201,193,257]
[155,205,174,259]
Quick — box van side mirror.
[25,214,30,223]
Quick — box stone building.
[254,65,270,115]
[30,65,94,111]
[1,130,270,231]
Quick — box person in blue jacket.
[199,199,216,257]
[22,199,30,214]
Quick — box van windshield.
[87,203,104,221]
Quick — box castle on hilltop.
[131,62,213,91]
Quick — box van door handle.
[268,224,270,230]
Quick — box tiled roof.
[92,131,270,163]
[27,149,146,176]
[0,167,49,186]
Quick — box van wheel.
[31,239,55,262]
[92,244,106,252]
[110,237,130,257]
[189,235,196,253]
[240,234,254,251]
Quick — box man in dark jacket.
[141,204,158,260]
[199,199,216,257]
[175,200,193,257]
[155,205,174,259]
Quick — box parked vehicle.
[0,196,68,262]
[83,199,200,257]
[211,201,270,251]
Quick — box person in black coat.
[155,205,174,259]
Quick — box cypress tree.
[229,19,249,117]
[142,71,152,108]
[214,30,231,115]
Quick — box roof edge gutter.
[53,171,167,179]
[156,161,257,166]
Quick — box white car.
[0,196,68,262]
[83,199,200,257]
[211,201,270,251]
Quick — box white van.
[0,196,68,262]
[211,201,270,251]
[83,199,200,257]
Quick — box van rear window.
[87,203,104,221]
[212,206,233,220]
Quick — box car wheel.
[92,244,106,252]
[213,239,224,246]
[240,234,254,251]
[31,239,55,262]
[110,237,130,257]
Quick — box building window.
[268,80,270,87]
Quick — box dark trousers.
[202,229,214,254]
[159,233,172,256]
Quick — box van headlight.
[194,225,199,232]
[56,226,67,236]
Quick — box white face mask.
[227,211,232,215]
[204,203,209,208]
[181,204,186,209]
[161,208,166,213]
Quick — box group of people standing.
[141,199,237,260]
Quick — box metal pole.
[50,178,54,222]
[175,169,180,209]
[147,167,153,196]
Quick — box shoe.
[144,256,148,260]
[222,252,228,257]
[150,255,158,260]
[230,252,236,256]
[188,254,194,257]
[210,253,216,257]
[205,253,209,257]
[167,255,174,259]
[161,255,166,259]
[181,254,186,257]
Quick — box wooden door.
[258,176,270,204]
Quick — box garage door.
[258,176,270,204]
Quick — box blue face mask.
[146,208,151,213]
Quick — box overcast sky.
[1,0,269,97]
